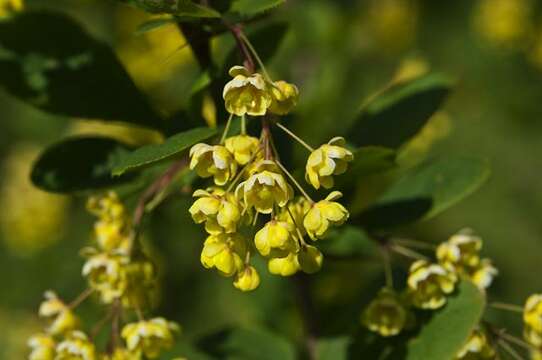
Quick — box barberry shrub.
[0,0,539,359]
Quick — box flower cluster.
[83,192,156,309]
[189,65,353,291]
[362,229,498,357]
[27,192,180,359]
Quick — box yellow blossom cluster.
[524,294,542,349]
[83,192,156,309]
[27,192,180,359]
[362,229,498,359]
[189,65,353,291]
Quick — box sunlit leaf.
[0,11,164,130]
[112,127,217,176]
[31,137,133,193]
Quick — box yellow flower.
[469,259,498,290]
[87,192,126,222]
[437,232,482,271]
[297,245,323,274]
[303,191,349,240]
[82,252,129,304]
[524,294,542,346]
[121,257,157,309]
[38,291,79,336]
[55,331,97,360]
[455,329,496,360]
[233,266,260,292]
[200,233,246,277]
[268,253,299,276]
[235,161,293,214]
[189,188,241,234]
[121,318,179,359]
[362,288,409,337]
[189,143,237,186]
[0,0,23,17]
[407,260,457,310]
[223,66,272,116]
[269,80,299,115]
[94,219,132,253]
[276,197,311,236]
[225,135,261,165]
[437,231,498,290]
[28,334,56,360]
[254,220,297,257]
[305,137,354,190]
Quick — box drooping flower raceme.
[304,191,349,240]
[407,260,458,309]
[362,288,410,337]
[121,318,180,359]
[223,66,272,116]
[305,137,354,190]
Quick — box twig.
[68,288,94,310]
[226,23,255,72]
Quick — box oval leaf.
[348,74,453,149]
[112,127,217,176]
[31,137,133,193]
[406,281,485,360]
[356,156,490,229]
[229,0,286,17]
[118,0,220,17]
[0,11,164,129]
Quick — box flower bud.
[28,334,56,360]
[200,233,246,277]
[38,291,79,336]
[233,266,260,292]
[455,329,495,360]
[254,221,297,257]
[268,253,300,277]
[524,294,542,346]
[55,331,97,360]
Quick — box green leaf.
[197,327,296,360]
[356,156,490,229]
[406,281,485,360]
[348,74,453,149]
[135,17,176,35]
[112,127,217,176]
[118,0,220,17]
[0,11,164,130]
[229,0,285,17]
[31,137,134,193]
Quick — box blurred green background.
[1,0,542,357]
